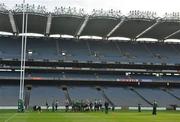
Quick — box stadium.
[0,1,180,122]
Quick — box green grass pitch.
[0,110,180,122]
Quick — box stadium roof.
[14,13,47,34]
[50,15,85,36]
[1,4,180,40]
[0,11,13,33]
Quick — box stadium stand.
[103,87,151,107]
[0,37,21,59]
[0,37,180,65]
[26,38,58,60]
[29,86,65,106]
[0,86,19,106]
[0,85,179,107]
[68,87,103,102]
[167,88,180,99]
[135,88,180,107]
[0,5,180,109]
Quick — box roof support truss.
[76,16,89,37]
[106,17,126,38]
[45,14,52,36]
[164,29,180,39]
[8,11,17,34]
[135,19,161,39]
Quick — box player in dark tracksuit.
[138,103,141,112]
[52,100,55,112]
[55,100,58,111]
[89,102,93,111]
[46,101,49,111]
[152,100,157,115]
[104,101,109,114]
[65,100,69,112]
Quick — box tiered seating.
[144,43,180,64]
[103,87,150,107]
[117,42,152,63]
[0,85,179,107]
[26,38,58,60]
[0,37,180,64]
[168,88,180,98]
[88,41,123,62]
[135,88,180,107]
[59,39,94,61]
[0,71,19,77]
[0,86,19,106]
[0,37,21,59]
[30,86,65,106]
[68,87,103,102]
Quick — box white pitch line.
[4,113,17,122]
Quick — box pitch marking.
[4,113,17,122]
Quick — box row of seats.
[0,86,179,107]
[0,37,180,64]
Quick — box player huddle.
[33,99,157,115]
[43,99,110,114]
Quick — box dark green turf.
[0,110,180,122]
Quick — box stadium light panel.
[28,51,33,55]
[49,34,60,38]
[136,38,158,42]
[79,36,102,40]
[125,72,131,76]
[166,73,172,76]
[0,3,7,11]
[138,82,140,85]
[14,3,47,14]
[0,31,13,35]
[62,52,66,56]
[164,39,180,43]
[19,33,44,37]
[174,73,180,76]
[156,73,160,77]
[61,34,74,38]
[0,69,12,71]
[163,12,180,21]
[94,52,97,57]
[54,6,85,16]
[108,37,131,41]
[91,9,121,18]
[128,10,157,19]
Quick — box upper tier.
[0,37,180,65]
